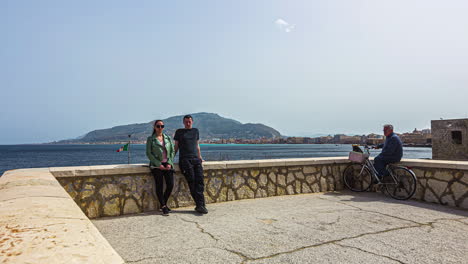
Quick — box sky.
[1,0,468,144]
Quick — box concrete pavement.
[92,191,468,264]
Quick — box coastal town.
[200,128,432,146]
[92,128,432,147]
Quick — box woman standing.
[146,120,175,216]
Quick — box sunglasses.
[155,125,165,128]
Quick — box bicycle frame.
[361,146,398,185]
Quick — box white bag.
[348,151,369,163]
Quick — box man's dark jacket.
[376,133,403,162]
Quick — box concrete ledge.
[399,158,468,170]
[48,158,352,178]
[49,164,151,178]
[0,169,124,263]
[8,158,468,180]
[47,158,468,178]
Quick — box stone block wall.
[53,159,349,218]
[401,160,468,208]
[51,158,468,219]
[432,119,468,161]
[58,174,157,219]
[176,163,348,207]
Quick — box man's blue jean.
[374,155,400,178]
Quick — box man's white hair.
[383,124,394,130]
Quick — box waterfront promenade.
[93,191,468,264]
[2,158,466,263]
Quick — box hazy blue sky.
[1,1,468,144]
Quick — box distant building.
[286,137,304,144]
[313,136,333,144]
[432,118,468,161]
[400,131,432,146]
[366,137,384,146]
[367,133,383,139]
[422,129,431,134]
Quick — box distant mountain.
[58,113,282,143]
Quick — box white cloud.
[275,18,295,33]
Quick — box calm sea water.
[0,144,432,175]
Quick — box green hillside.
[61,113,281,143]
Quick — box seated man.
[374,124,403,179]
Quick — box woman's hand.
[159,164,166,170]
[165,164,172,170]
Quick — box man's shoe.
[162,206,169,216]
[380,175,394,184]
[159,206,171,212]
[195,206,208,214]
[372,176,381,184]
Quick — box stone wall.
[53,159,350,219]
[432,119,468,161]
[51,158,468,219]
[400,159,468,208]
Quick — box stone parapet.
[0,169,124,263]
[399,159,468,208]
[49,157,468,219]
[52,158,350,218]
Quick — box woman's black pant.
[151,165,174,207]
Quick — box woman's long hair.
[151,120,164,136]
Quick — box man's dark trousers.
[374,155,400,178]
[179,158,205,207]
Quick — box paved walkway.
[93,191,468,264]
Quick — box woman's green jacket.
[146,133,175,168]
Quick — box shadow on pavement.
[323,191,468,217]
[170,210,204,216]
[93,208,204,221]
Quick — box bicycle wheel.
[385,167,417,200]
[343,164,372,192]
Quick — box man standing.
[374,124,403,179]
[174,115,208,214]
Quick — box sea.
[0,144,432,176]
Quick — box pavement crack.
[318,197,423,225]
[177,216,220,242]
[49,216,88,221]
[219,248,250,264]
[250,222,434,262]
[43,222,67,227]
[434,217,467,222]
[125,256,161,263]
[452,219,468,226]
[335,243,406,264]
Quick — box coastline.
[36,142,433,148]
[0,144,433,175]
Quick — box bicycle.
[343,145,417,200]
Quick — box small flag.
[116,143,129,152]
